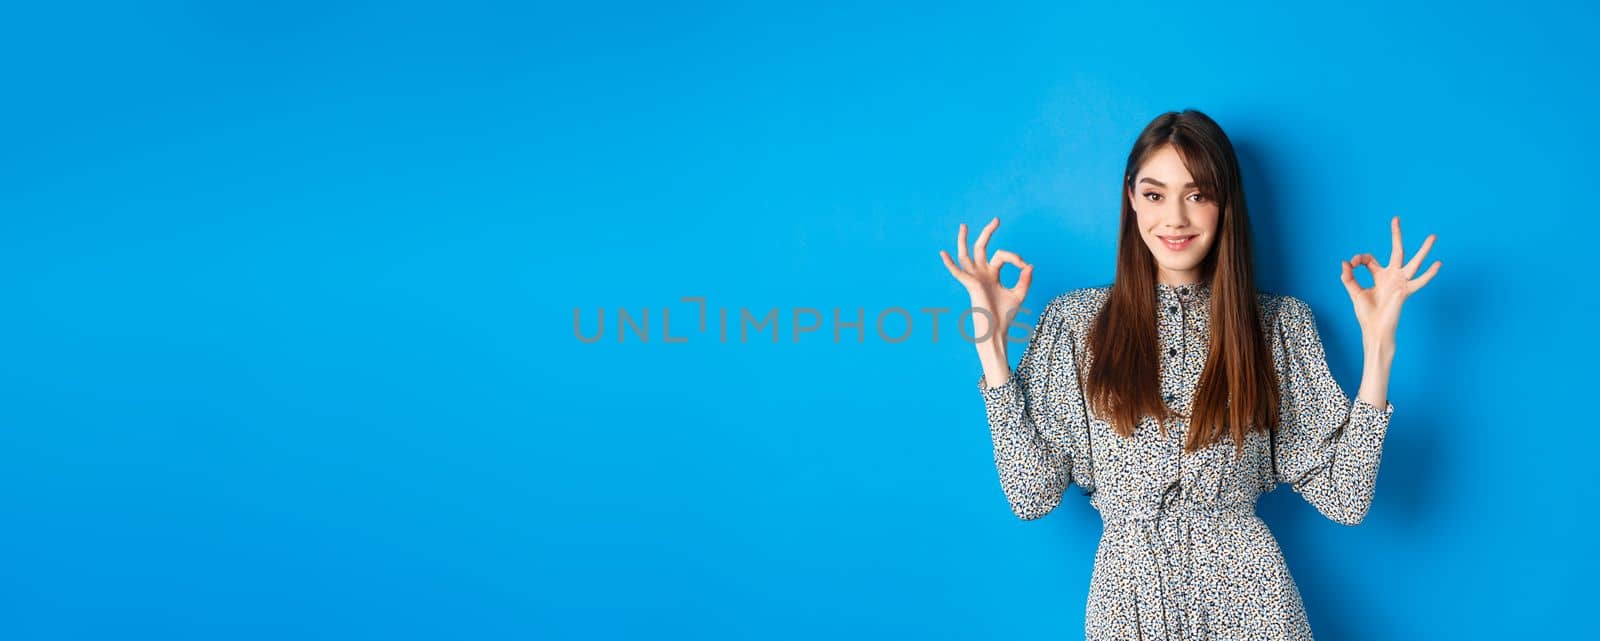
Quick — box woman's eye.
[1188,193,1206,202]
[1143,192,1162,201]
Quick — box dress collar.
[1155,280,1212,303]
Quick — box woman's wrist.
[976,339,1011,389]
[1361,332,1396,365]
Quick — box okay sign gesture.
[1342,216,1442,346]
[939,217,1033,347]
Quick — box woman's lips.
[1158,235,1196,251]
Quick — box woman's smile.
[1158,234,1197,251]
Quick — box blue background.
[3,1,1594,639]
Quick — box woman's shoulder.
[1055,283,1113,308]
[1254,289,1317,329]
[1037,284,1113,330]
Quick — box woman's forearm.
[1356,335,1395,407]
[977,336,1012,389]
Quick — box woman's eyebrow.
[1136,177,1197,188]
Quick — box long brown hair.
[1084,110,1280,457]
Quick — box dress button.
[1168,305,1178,314]
[1164,393,1175,402]
[1168,347,1177,356]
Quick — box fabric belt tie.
[1099,490,1256,641]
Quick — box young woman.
[938,110,1440,640]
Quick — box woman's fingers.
[1354,253,1382,281]
[948,217,1016,287]
[939,250,971,284]
[1013,262,1034,297]
[1389,216,1405,268]
[1404,233,1437,277]
[989,249,1026,271]
[989,249,1032,291]
[956,223,975,271]
[972,217,1000,267]
[1408,260,1442,292]
[1340,259,1364,297]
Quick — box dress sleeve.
[1272,296,1395,526]
[977,295,1087,520]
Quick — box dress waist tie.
[1100,495,1256,641]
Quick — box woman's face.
[1127,144,1220,285]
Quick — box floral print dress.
[977,281,1393,640]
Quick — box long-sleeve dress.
[978,281,1393,641]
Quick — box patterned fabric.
[978,281,1393,640]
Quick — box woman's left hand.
[1341,216,1441,347]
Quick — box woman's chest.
[1083,408,1274,504]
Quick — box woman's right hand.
[939,217,1033,353]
